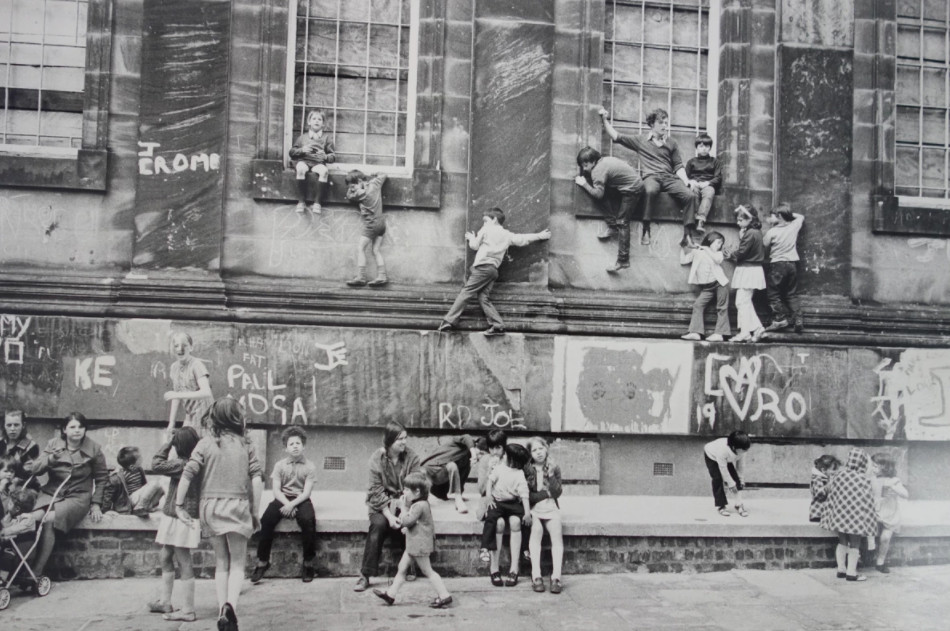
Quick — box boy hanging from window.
[289,109,335,214]
[345,171,389,287]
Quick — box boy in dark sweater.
[104,446,163,517]
[685,132,722,236]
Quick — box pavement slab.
[2,567,950,630]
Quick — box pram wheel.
[35,576,51,596]
[0,587,10,610]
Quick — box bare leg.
[508,516,522,574]
[490,516,505,572]
[210,535,230,612]
[387,551,412,597]
[529,516,544,579]
[174,546,196,616]
[877,529,894,567]
[356,236,371,269]
[547,515,564,580]
[446,462,468,513]
[225,532,248,611]
[159,545,175,606]
[414,555,450,599]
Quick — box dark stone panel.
[475,0,554,22]
[470,17,553,283]
[131,0,231,270]
[777,47,853,296]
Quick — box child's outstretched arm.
[598,108,620,141]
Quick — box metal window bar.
[393,3,403,166]
[3,4,12,144]
[332,1,341,151]
[361,4,372,164]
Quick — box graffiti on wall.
[559,338,691,433]
[869,349,950,441]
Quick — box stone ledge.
[76,492,950,539]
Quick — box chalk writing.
[314,341,348,371]
[871,350,950,440]
[137,141,221,175]
[74,355,116,390]
[701,352,808,428]
[908,238,950,263]
[438,401,526,430]
[0,314,31,365]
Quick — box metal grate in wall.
[323,456,346,471]
[653,462,674,476]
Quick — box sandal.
[717,507,731,517]
[490,572,503,587]
[504,572,519,587]
[430,595,453,609]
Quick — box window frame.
[282,0,420,175]
[0,0,111,191]
[251,0,443,209]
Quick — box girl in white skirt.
[176,399,262,631]
[149,426,201,621]
[726,204,767,342]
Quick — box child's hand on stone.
[574,175,587,186]
[598,108,609,118]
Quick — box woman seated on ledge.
[28,412,108,581]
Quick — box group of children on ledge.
[703,431,909,583]
[290,108,803,342]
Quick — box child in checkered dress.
[808,454,841,523]
[819,448,877,582]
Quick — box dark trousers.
[689,282,731,336]
[480,500,525,550]
[604,191,638,264]
[257,497,317,564]
[429,454,472,501]
[360,510,406,578]
[442,263,503,328]
[766,261,802,325]
[704,454,742,508]
[643,173,698,226]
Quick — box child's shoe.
[490,572,503,587]
[681,333,701,341]
[373,588,395,605]
[504,571,519,587]
[706,334,725,341]
[437,321,452,333]
[429,595,453,609]
[596,224,618,240]
[640,233,651,246]
[310,202,321,215]
[367,276,389,287]
[730,332,752,342]
[483,326,506,337]
[696,217,706,233]
[345,276,367,287]
[303,563,315,583]
[765,319,789,332]
[750,327,766,343]
[550,578,563,594]
[875,564,890,574]
[479,548,491,563]
[735,504,749,517]
[532,577,545,592]
[148,600,174,614]
[295,201,307,214]
[606,261,630,273]
[405,563,417,582]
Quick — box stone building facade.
[0,0,948,499]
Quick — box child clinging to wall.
[176,398,263,631]
[344,170,389,287]
[680,231,730,342]
[870,453,908,574]
[820,447,878,582]
[763,202,806,333]
[373,472,453,609]
[809,454,841,523]
[437,207,551,337]
[149,427,201,622]
[703,430,751,517]
[289,109,335,214]
[251,426,318,584]
[725,205,767,343]
[480,443,532,587]
[104,446,164,517]
[685,132,722,236]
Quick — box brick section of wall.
[45,530,950,580]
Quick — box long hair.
[526,436,555,476]
[171,426,201,460]
[700,231,725,248]
[735,204,762,230]
[208,398,246,439]
[871,453,897,478]
[383,421,407,451]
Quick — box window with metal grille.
[896,0,950,201]
[323,456,346,471]
[653,462,674,476]
[602,0,719,165]
[0,0,88,152]
[286,0,419,171]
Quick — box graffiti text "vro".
[703,353,807,426]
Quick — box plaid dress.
[819,449,877,536]
[808,468,830,522]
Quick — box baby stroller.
[0,474,70,610]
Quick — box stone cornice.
[0,268,948,347]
